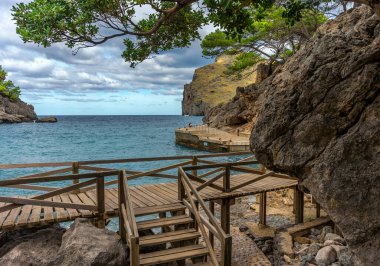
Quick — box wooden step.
[139,228,201,247]
[134,203,186,217]
[139,244,209,265]
[137,215,193,230]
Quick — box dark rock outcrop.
[251,7,380,265]
[37,116,58,123]
[0,94,37,123]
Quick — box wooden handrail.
[0,151,252,169]
[178,167,231,265]
[182,160,259,171]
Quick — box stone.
[244,221,275,239]
[37,116,58,123]
[295,236,312,245]
[315,246,337,266]
[324,240,343,246]
[338,247,354,266]
[0,226,65,266]
[324,233,345,245]
[301,253,315,263]
[320,226,333,241]
[277,232,294,258]
[331,245,348,257]
[251,7,380,265]
[311,228,321,236]
[283,254,292,263]
[52,218,126,265]
[308,243,323,256]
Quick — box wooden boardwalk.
[0,173,297,231]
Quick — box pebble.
[283,254,292,263]
[324,233,345,245]
[310,228,321,236]
[295,236,312,244]
[324,239,343,246]
[315,246,337,265]
[320,226,333,240]
[308,243,322,256]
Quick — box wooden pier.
[0,152,304,265]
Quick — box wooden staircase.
[135,203,210,265]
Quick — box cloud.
[0,0,214,114]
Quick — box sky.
[0,0,214,115]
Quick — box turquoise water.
[0,115,250,230]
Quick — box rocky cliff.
[0,94,37,123]
[182,54,257,116]
[249,7,379,265]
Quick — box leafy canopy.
[11,0,335,66]
[0,66,21,101]
[201,6,327,73]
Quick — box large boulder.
[251,6,380,265]
[0,226,65,266]
[53,218,126,265]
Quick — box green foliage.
[0,66,21,101]
[11,0,333,66]
[201,6,327,73]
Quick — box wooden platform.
[0,173,297,231]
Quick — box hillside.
[0,94,37,123]
[182,54,257,116]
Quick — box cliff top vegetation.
[0,66,21,102]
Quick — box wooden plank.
[135,186,171,205]
[104,190,119,210]
[0,203,11,228]
[134,203,185,217]
[41,205,55,224]
[139,245,209,265]
[137,215,193,230]
[126,189,148,208]
[150,184,178,204]
[15,204,33,227]
[52,196,67,222]
[129,187,157,207]
[86,190,114,214]
[139,228,200,247]
[59,194,81,219]
[68,194,92,217]
[2,206,22,229]
[28,205,42,226]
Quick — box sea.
[0,115,247,229]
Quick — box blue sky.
[0,0,214,115]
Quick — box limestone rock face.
[53,218,126,265]
[0,94,37,123]
[182,54,256,116]
[251,7,380,265]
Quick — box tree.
[11,0,380,67]
[0,66,21,101]
[201,7,327,73]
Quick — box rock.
[331,245,348,257]
[315,246,337,266]
[338,247,354,266]
[0,94,37,123]
[0,226,65,266]
[284,254,292,263]
[320,226,333,241]
[324,233,345,245]
[276,232,294,258]
[37,116,57,123]
[182,54,256,116]
[308,243,323,256]
[251,7,380,265]
[311,228,321,236]
[52,218,126,265]
[324,240,343,246]
[301,253,315,263]
[295,236,312,244]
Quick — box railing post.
[130,237,139,266]
[96,175,106,228]
[316,203,321,218]
[259,192,267,226]
[178,169,185,201]
[294,186,304,224]
[72,162,79,193]
[118,171,126,243]
[209,201,215,248]
[221,236,232,266]
[221,166,231,234]
[192,156,198,177]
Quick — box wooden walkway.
[0,173,296,231]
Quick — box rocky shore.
[0,94,37,123]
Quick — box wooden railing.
[178,167,232,266]
[0,170,120,228]
[118,170,139,265]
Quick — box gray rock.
[338,247,355,266]
[37,116,58,123]
[251,6,380,265]
[324,240,343,246]
[320,226,333,241]
[52,218,126,266]
[315,246,337,266]
[308,243,323,256]
[311,228,321,236]
[324,233,345,245]
[0,226,65,266]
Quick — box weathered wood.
[230,171,274,191]
[316,203,321,218]
[96,176,105,228]
[295,187,304,224]
[196,171,225,192]
[209,201,215,247]
[221,198,230,234]
[118,172,127,243]
[259,192,267,226]
[16,167,73,180]
[221,235,233,266]
[224,166,231,193]
[186,173,224,192]
[183,160,259,171]
[72,162,80,193]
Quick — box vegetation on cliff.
[0,66,21,101]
